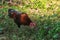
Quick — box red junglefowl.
[8,9,36,28]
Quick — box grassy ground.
[0,0,60,40]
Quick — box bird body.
[8,9,36,28]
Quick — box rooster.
[8,9,36,28]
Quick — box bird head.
[29,22,36,28]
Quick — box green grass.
[0,0,60,40]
